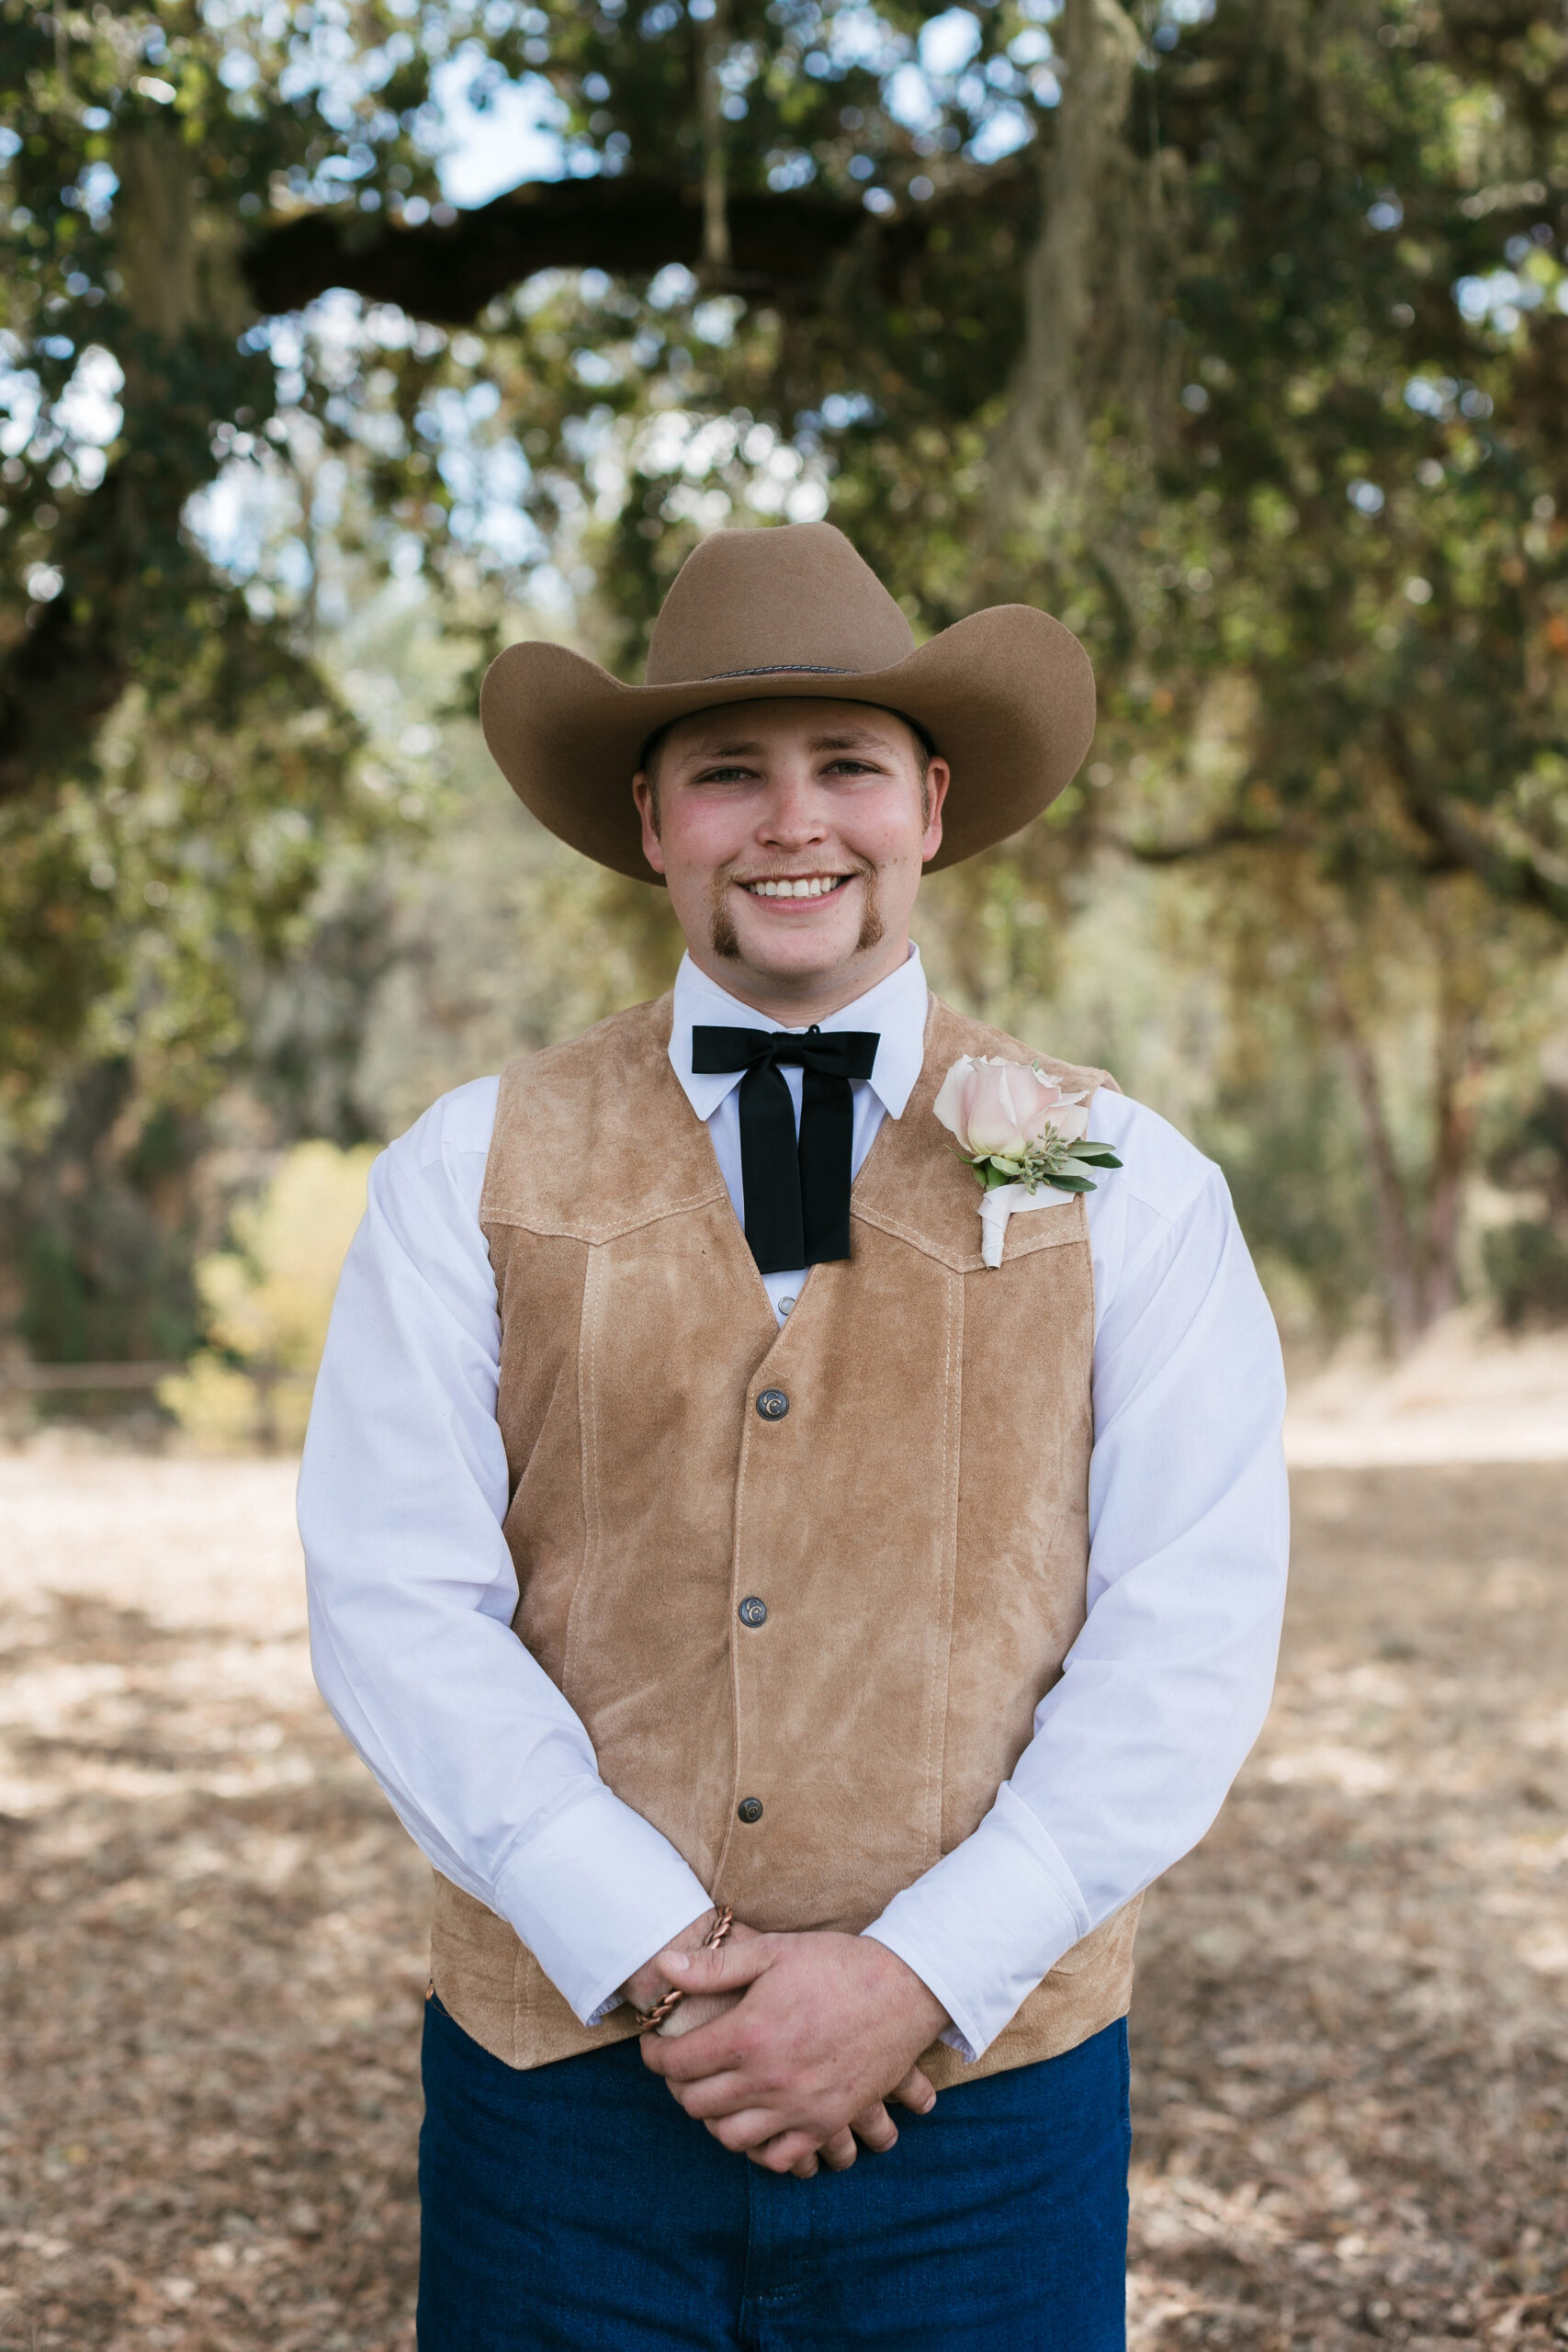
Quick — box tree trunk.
[116,127,201,340]
[697,0,733,277]
[1325,971,1424,1353]
[986,0,1144,525]
[1421,933,1481,1322]
[0,124,258,804]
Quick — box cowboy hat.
[479,522,1095,882]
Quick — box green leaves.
[964,1138,1122,1197]
[1,0,1564,1354]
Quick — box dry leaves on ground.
[1129,1464,1568,2350]
[0,1451,1563,2349]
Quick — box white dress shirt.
[299,945,1289,2061]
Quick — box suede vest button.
[737,1796,764,1824]
[756,1388,789,1420]
[738,1596,768,1627]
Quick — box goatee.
[856,867,884,954]
[710,873,742,961]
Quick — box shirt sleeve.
[863,1093,1290,2061]
[297,1079,714,2028]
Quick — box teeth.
[748,876,843,899]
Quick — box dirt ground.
[0,1450,1563,2350]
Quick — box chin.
[737,917,862,976]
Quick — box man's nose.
[757,769,829,842]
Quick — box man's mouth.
[739,875,853,901]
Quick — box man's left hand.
[638,1930,947,2177]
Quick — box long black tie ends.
[691,1024,880,1274]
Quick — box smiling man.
[299,523,1289,2351]
[637,699,941,1005]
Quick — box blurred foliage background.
[2,0,1567,1410]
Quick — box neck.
[682,933,913,1027]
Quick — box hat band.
[698,663,852,681]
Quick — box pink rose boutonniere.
[933,1055,1122,1268]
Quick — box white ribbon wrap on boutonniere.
[976,1178,1077,1269]
[933,1054,1123,1270]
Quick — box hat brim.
[479,605,1096,885]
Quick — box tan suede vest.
[430,989,1141,2084]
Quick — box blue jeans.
[417,1994,1130,2350]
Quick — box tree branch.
[1381,714,1568,928]
[242,175,874,324]
[1405,790,1568,925]
[1107,819,1287,863]
[4,165,1020,811]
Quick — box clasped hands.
[620,1912,948,2179]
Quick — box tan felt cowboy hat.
[479,522,1096,882]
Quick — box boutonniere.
[934,1055,1122,1268]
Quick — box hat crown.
[644,522,916,688]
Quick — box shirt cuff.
[862,1782,1090,2062]
[490,1781,716,2029]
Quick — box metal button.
[756,1388,789,1420]
[739,1596,768,1628]
[737,1796,764,1825]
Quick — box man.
[299,522,1288,2350]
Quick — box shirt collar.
[670,945,930,1125]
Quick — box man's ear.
[632,772,667,876]
[920,759,951,865]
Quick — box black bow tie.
[691,1025,880,1274]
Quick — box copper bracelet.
[632,1903,734,2032]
